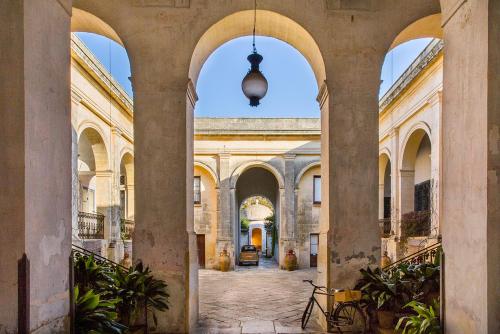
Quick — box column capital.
[284,154,296,160]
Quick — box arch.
[189,10,326,89]
[400,123,432,170]
[295,161,321,189]
[78,126,109,171]
[120,152,134,185]
[379,152,391,184]
[194,161,220,188]
[389,14,443,50]
[71,8,124,45]
[230,160,284,189]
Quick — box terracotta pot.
[284,249,297,271]
[381,253,392,268]
[377,310,395,329]
[219,249,230,272]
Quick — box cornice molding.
[71,35,134,115]
[379,40,443,112]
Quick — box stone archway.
[234,166,281,265]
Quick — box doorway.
[197,234,206,269]
[310,233,318,268]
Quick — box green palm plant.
[396,300,441,334]
[74,286,127,334]
[109,262,169,329]
[74,255,114,294]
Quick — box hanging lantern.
[242,52,268,107]
[241,0,268,107]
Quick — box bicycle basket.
[334,290,362,302]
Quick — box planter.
[283,249,297,271]
[219,250,230,272]
[377,310,395,329]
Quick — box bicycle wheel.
[332,303,366,334]
[301,298,315,329]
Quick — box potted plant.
[356,267,412,329]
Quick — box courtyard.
[197,257,323,334]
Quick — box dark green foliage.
[109,262,169,327]
[396,300,441,334]
[264,214,277,257]
[74,255,114,294]
[73,255,169,332]
[74,286,127,334]
[240,217,250,231]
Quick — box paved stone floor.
[196,257,326,334]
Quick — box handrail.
[383,241,442,272]
[78,211,105,239]
[71,244,126,270]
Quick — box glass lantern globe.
[242,52,268,107]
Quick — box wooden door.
[196,234,205,268]
[310,234,319,267]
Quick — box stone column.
[279,154,296,267]
[71,95,82,244]
[399,170,415,217]
[389,129,400,260]
[0,0,72,331]
[428,91,442,238]
[378,183,385,220]
[217,153,234,263]
[132,54,195,331]
[321,45,381,295]
[95,171,114,241]
[110,127,124,261]
[440,1,499,332]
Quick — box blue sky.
[76,32,432,118]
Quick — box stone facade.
[2,1,498,332]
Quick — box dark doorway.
[310,233,319,267]
[197,234,206,268]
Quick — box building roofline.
[379,39,443,111]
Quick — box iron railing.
[78,211,105,239]
[378,218,392,238]
[383,241,442,272]
[120,218,135,240]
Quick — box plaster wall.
[296,166,321,268]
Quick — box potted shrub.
[356,267,412,329]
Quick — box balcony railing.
[378,218,392,238]
[401,210,431,237]
[120,218,135,240]
[78,211,105,239]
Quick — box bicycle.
[301,280,366,333]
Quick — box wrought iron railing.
[71,243,125,269]
[120,218,135,240]
[378,218,391,238]
[401,210,431,237]
[78,211,105,239]
[383,241,442,272]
